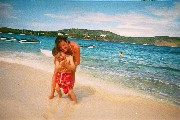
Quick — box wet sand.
[0,61,179,120]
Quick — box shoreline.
[76,68,179,107]
[1,30,180,48]
[0,61,179,120]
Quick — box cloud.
[74,3,180,37]
[44,13,72,19]
[0,2,15,18]
[74,12,115,23]
[0,2,12,16]
[112,12,180,37]
[68,11,178,36]
[28,22,67,31]
[43,2,180,37]
[0,2,17,19]
[147,2,180,19]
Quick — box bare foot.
[57,90,62,98]
[48,95,54,99]
[74,101,78,105]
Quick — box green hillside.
[0,27,180,47]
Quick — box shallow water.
[0,32,179,105]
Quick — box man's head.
[55,36,70,53]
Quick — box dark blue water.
[0,32,180,105]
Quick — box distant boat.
[0,36,12,41]
[19,38,40,44]
[87,45,95,49]
[9,37,19,41]
[0,36,7,40]
[20,33,25,35]
[8,33,13,34]
[4,37,13,41]
[1,36,19,42]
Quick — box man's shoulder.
[70,41,80,49]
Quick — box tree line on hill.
[0,27,179,47]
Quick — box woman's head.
[52,47,59,56]
[55,36,70,53]
[52,47,66,61]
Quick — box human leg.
[49,73,56,99]
[68,89,77,105]
[68,94,73,101]
[55,83,62,98]
[71,71,75,87]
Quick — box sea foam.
[0,51,54,73]
[40,49,53,57]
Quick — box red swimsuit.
[56,72,73,94]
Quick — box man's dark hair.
[55,36,69,50]
[55,36,69,45]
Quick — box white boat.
[7,37,19,41]
[0,37,13,41]
[10,37,18,41]
[1,36,20,42]
[0,36,7,40]
[19,38,40,44]
[5,39,13,42]
[20,34,25,35]
[87,45,95,49]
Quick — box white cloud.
[147,2,180,19]
[75,3,180,37]
[0,2,12,8]
[28,22,67,31]
[0,2,12,15]
[43,2,180,37]
[67,11,179,36]
[75,12,115,23]
[44,13,71,19]
[0,2,17,19]
[112,15,179,37]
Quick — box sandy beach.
[0,61,179,120]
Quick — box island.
[0,27,179,47]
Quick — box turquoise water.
[0,32,180,105]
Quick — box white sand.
[0,61,179,120]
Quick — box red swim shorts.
[56,72,73,94]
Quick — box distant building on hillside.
[58,33,63,36]
[100,34,107,37]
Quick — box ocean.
[0,32,179,106]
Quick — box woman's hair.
[55,36,70,50]
[52,47,59,56]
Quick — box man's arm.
[68,56,75,71]
[73,44,80,67]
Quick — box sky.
[0,0,179,37]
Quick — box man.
[55,36,80,86]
